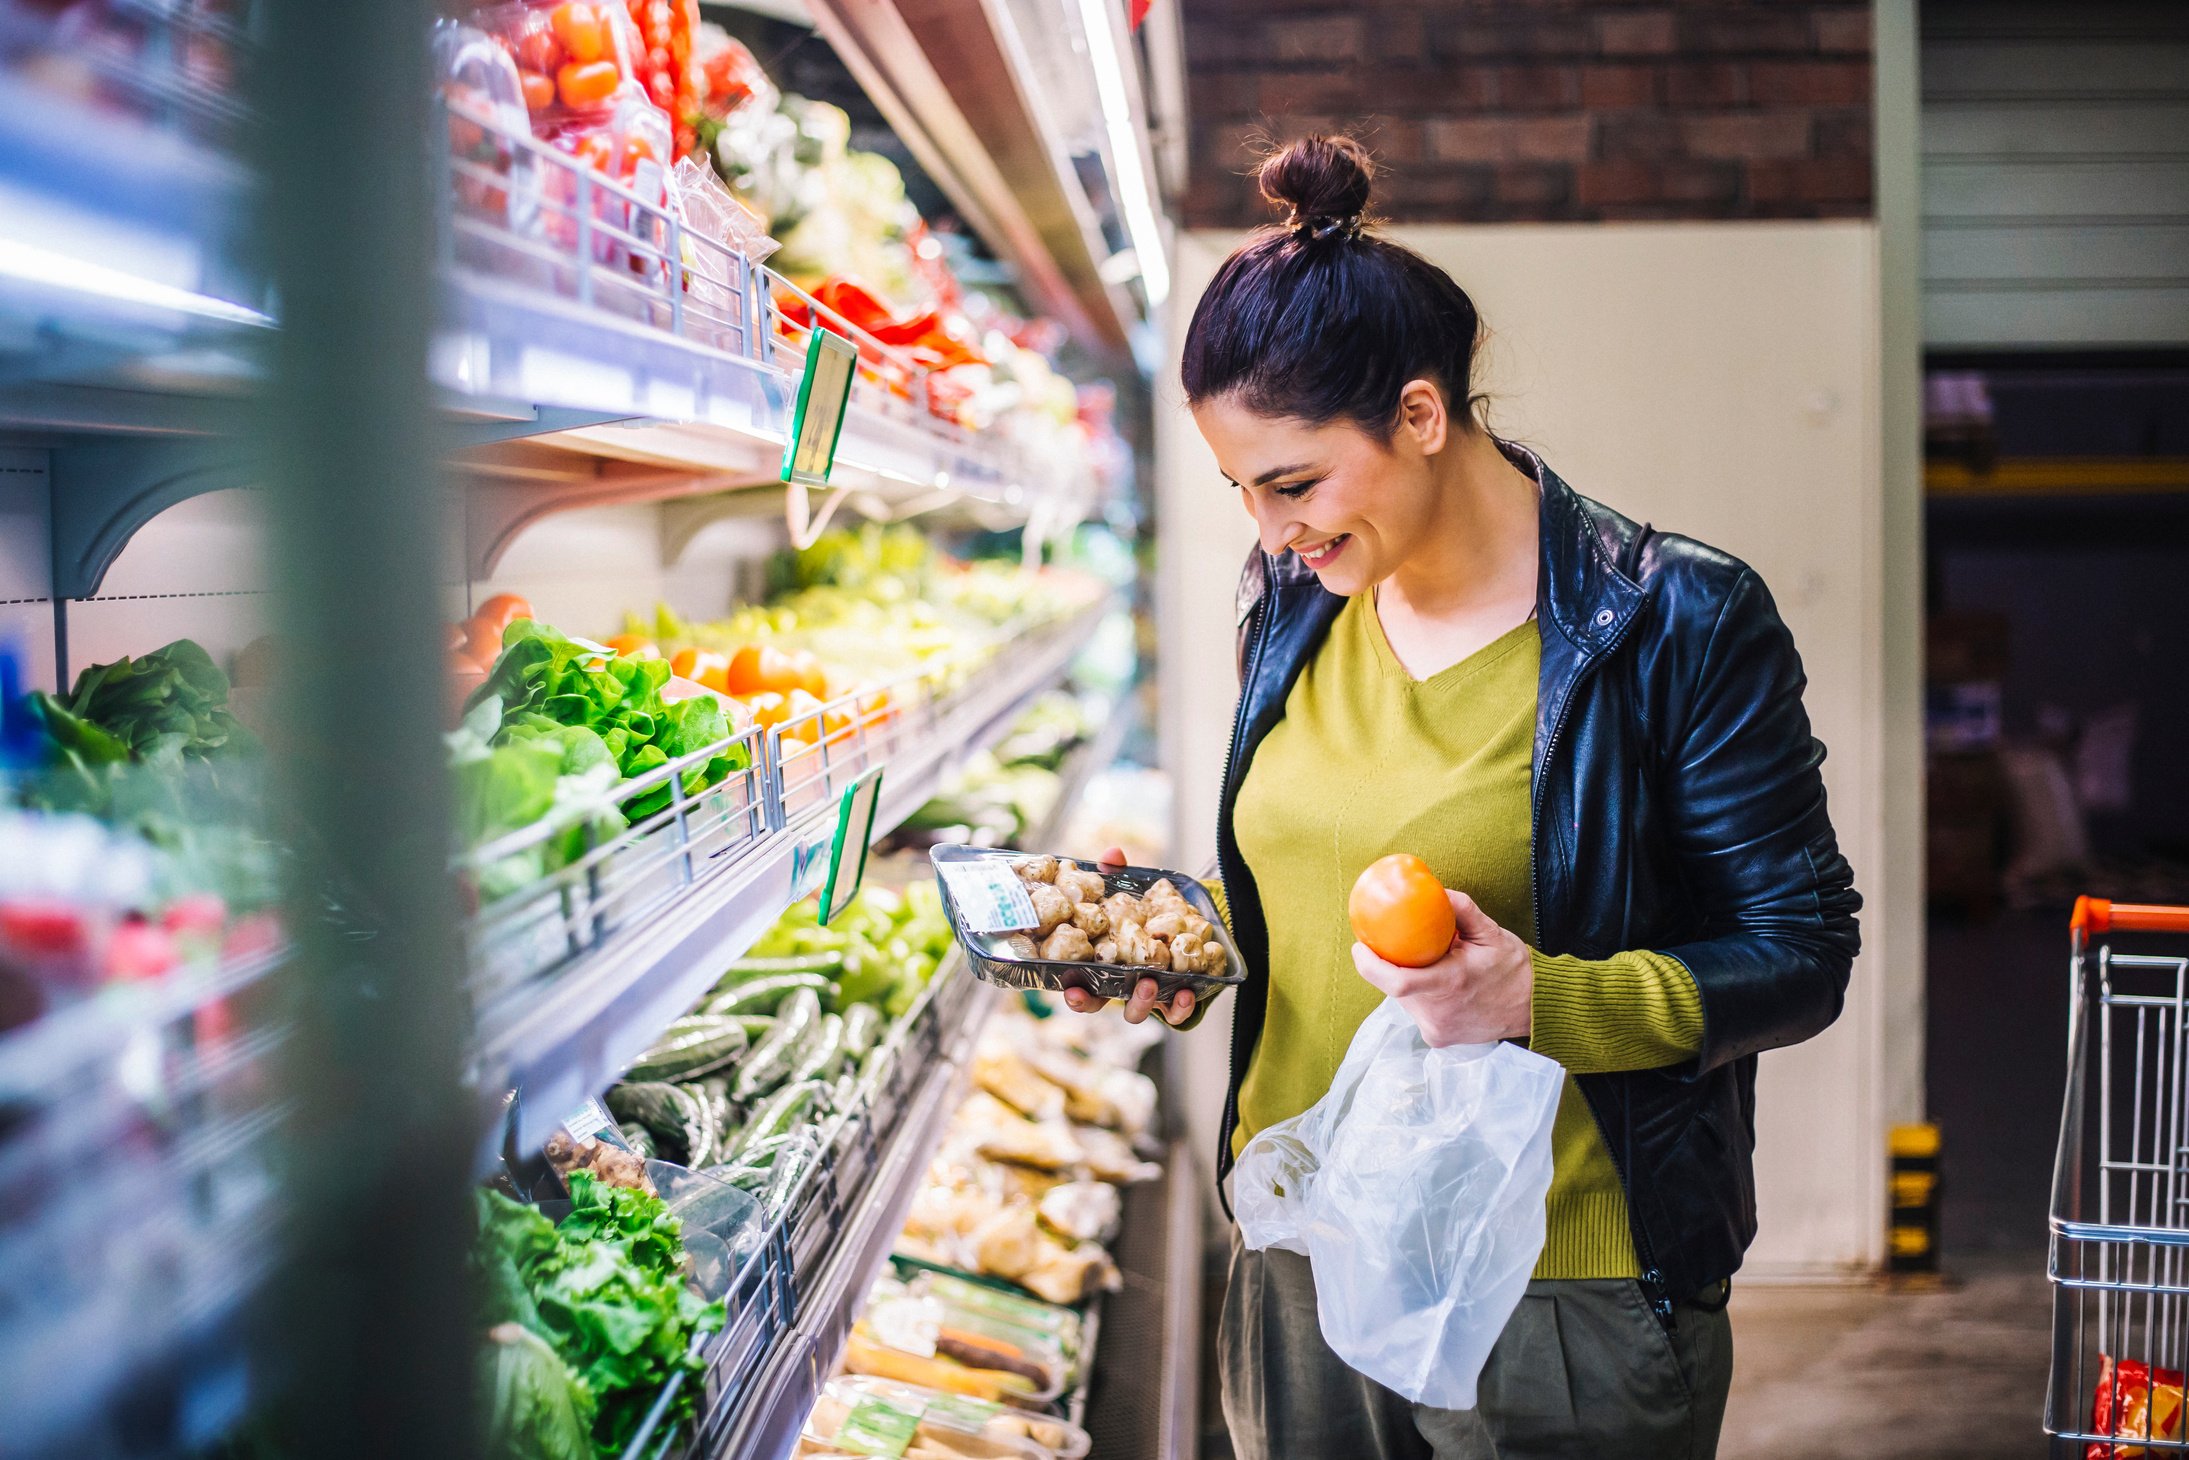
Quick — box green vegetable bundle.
[474,1173,722,1460]
[469,619,747,823]
[19,640,277,909]
[744,882,953,1019]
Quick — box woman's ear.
[1395,378,1449,457]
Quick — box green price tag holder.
[796,765,882,925]
[783,324,856,468]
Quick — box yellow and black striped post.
[1889,1123,1942,1278]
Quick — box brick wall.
[1178,1,1874,226]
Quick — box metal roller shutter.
[1921,0,2189,348]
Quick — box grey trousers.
[1220,1237,1733,1460]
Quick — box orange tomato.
[550,2,608,63]
[1348,854,1455,967]
[519,70,557,110]
[670,647,727,685]
[601,633,658,660]
[780,688,823,743]
[789,649,829,699]
[557,58,622,108]
[746,691,787,729]
[723,643,800,697]
[444,622,468,652]
[474,593,534,636]
[461,617,503,668]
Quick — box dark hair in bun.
[1183,134,1485,435]
[1259,135,1373,241]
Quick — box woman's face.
[1192,384,1446,597]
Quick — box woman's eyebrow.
[1248,462,1315,487]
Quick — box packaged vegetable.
[475,1,646,125]
[816,1376,1090,1460]
[802,1381,1056,1460]
[861,1280,1066,1397]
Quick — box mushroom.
[1070,901,1110,937]
[1004,933,1039,960]
[1039,924,1095,961]
[1014,855,1059,885]
[1093,937,1119,963]
[1055,865,1106,904]
[1027,882,1073,935]
[1143,909,1184,939]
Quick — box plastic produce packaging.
[1233,998,1563,1409]
[805,1375,1090,1460]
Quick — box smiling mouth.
[1294,535,1350,569]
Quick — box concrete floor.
[1720,909,2066,1460]
[1720,1260,2054,1459]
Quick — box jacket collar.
[1508,441,1646,656]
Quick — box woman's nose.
[1248,499,1296,557]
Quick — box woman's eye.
[1274,480,1318,500]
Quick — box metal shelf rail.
[466,597,1109,1158]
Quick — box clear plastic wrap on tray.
[930,843,1247,1003]
[804,1375,1091,1460]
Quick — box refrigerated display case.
[0,1,1190,1456]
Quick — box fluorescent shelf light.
[1074,0,1169,308]
[0,237,269,328]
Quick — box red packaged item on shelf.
[475,0,647,126]
[624,0,699,154]
[435,20,540,234]
[2091,1354,2187,1460]
[539,98,678,292]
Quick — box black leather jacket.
[1213,445,1861,1317]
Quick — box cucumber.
[618,1121,656,1160]
[730,1014,778,1044]
[713,952,845,987]
[730,988,822,1103]
[625,1014,749,1082]
[607,1082,708,1165]
[786,1012,845,1087]
[840,1002,884,1057]
[674,1081,721,1167]
[827,1070,858,1115]
[704,971,835,1019]
[732,1078,825,1161]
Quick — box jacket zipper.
[1528,605,1677,1330]
[1214,555,1273,1177]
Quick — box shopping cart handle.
[2072,896,2189,935]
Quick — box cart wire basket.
[2048,897,2189,1455]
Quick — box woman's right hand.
[1057,846,1199,1027]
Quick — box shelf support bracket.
[48,439,258,600]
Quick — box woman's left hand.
[1351,890,1534,1047]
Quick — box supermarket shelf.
[705,964,997,1460]
[470,600,1109,1159]
[803,0,1138,362]
[0,944,289,1456]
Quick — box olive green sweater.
[1231,596,1703,1279]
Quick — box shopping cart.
[2048,897,2189,1455]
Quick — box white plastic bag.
[1234,998,1564,1409]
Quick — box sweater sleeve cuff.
[1529,949,1705,1075]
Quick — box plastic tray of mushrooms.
[928,842,1249,1003]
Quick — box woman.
[1063,136,1861,1458]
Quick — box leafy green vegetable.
[465,620,745,831]
[473,1178,722,1460]
[18,641,278,909]
[481,1323,596,1460]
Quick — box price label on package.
[938,858,1038,934]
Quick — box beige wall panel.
[1160,221,1907,1278]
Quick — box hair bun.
[1258,135,1373,240]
